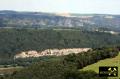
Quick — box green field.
[81,52,120,79]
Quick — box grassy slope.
[0,67,23,74]
[81,52,120,79]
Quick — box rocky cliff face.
[0,11,120,31]
[14,48,91,59]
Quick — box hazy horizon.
[0,0,120,14]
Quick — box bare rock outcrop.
[14,48,91,59]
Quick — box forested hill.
[0,28,120,59]
[0,10,120,31]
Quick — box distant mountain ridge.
[0,10,120,31]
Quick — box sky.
[0,0,120,14]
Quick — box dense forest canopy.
[0,28,120,59]
[5,47,119,79]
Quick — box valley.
[0,10,120,79]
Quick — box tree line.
[4,47,119,79]
[0,28,120,60]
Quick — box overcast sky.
[0,0,120,14]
